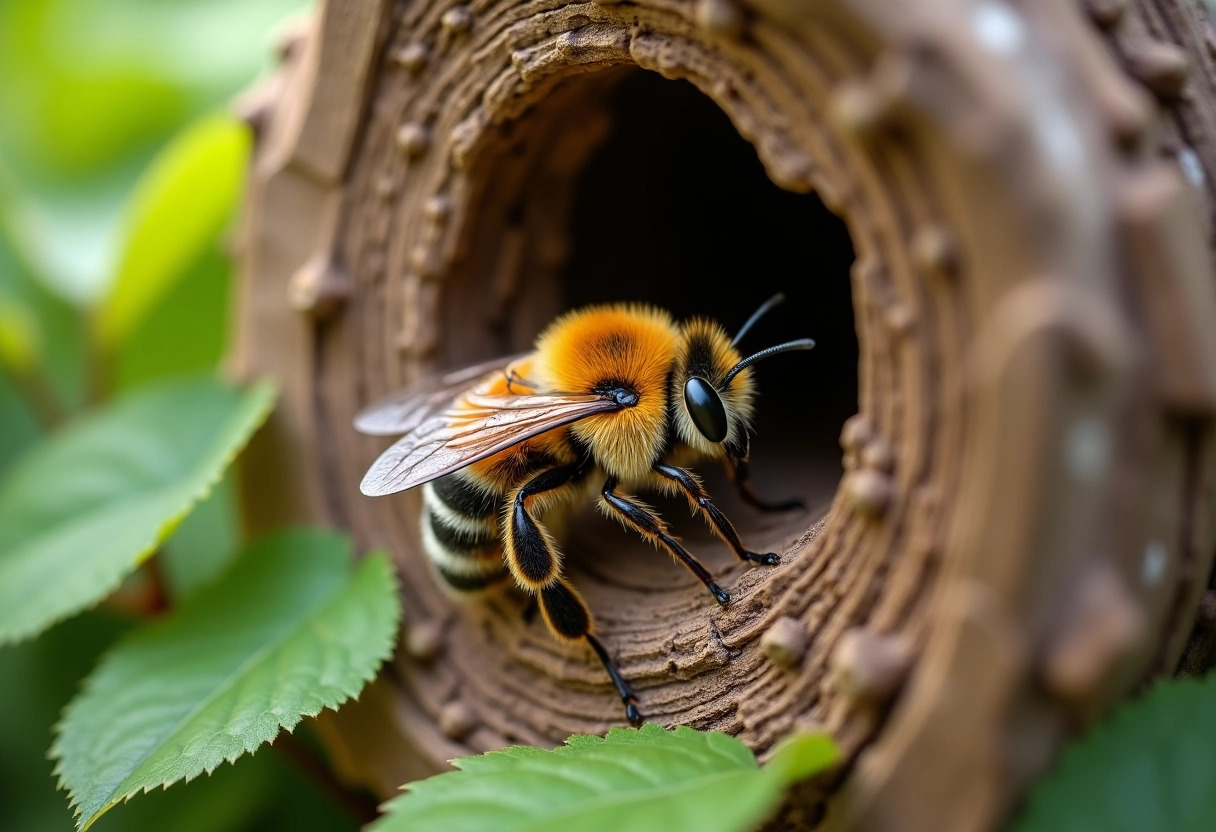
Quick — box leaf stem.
[273,728,381,826]
[8,363,68,430]
[83,306,113,407]
[98,555,169,618]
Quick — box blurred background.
[0,1,372,829]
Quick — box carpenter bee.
[355,294,813,724]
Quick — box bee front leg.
[654,463,781,566]
[600,477,731,606]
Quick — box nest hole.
[557,71,858,571]
[444,67,857,591]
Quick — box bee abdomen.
[432,473,499,519]
[427,508,496,551]
[422,477,507,592]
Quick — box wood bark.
[231,1,1216,830]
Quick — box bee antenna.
[731,293,786,348]
[723,338,816,385]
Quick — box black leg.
[536,579,642,725]
[509,463,640,725]
[654,463,782,566]
[728,453,805,513]
[600,477,730,606]
[505,461,589,589]
[586,633,641,725]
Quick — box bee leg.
[654,463,781,567]
[508,465,640,724]
[505,463,585,590]
[727,450,805,514]
[586,633,642,726]
[536,580,641,725]
[600,477,731,606]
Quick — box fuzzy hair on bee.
[355,294,813,724]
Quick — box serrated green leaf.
[1012,673,1216,832]
[52,528,402,830]
[0,376,276,643]
[371,724,837,832]
[96,114,249,350]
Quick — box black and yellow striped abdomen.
[420,433,587,593]
[421,472,507,592]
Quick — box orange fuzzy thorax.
[534,304,681,483]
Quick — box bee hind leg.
[654,463,782,566]
[508,464,640,724]
[537,580,641,726]
[600,477,731,606]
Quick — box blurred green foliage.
[0,377,276,644]
[0,1,377,830]
[53,530,399,830]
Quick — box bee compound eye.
[683,377,729,443]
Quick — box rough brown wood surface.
[231,1,1216,830]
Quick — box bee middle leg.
[653,463,781,566]
[507,465,641,725]
[600,477,731,606]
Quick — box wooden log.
[230,1,1216,830]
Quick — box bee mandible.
[355,293,814,724]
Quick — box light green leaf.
[0,375,276,643]
[52,528,401,831]
[371,724,837,832]
[1012,672,1216,832]
[0,294,39,373]
[96,114,249,350]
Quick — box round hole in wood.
[557,69,857,569]
[424,64,858,738]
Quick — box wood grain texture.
[231,1,1216,830]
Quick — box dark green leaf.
[371,724,837,832]
[1012,672,1216,832]
[159,473,239,603]
[0,613,131,832]
[0,376,276,643]
[52,528,401,830]
[112,245,232,391]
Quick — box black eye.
[683,377,728,443]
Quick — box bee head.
[675,294,814,453]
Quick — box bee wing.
[359,391,618,496]
[353,353,528,436]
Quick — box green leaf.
[159,473,239,603]
[1012,672,1216,832]
[0,213,86,412]
[112,244,232,391]
[52,528,401,831]
[96,114,249,350]
[371,724,837,832]
[0,375,276,643]
[0,293,39,373]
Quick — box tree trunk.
[230,1,1216,830]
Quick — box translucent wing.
[359,390,619,496]
[353,353,527,436]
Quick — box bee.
[355,294,813,724]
